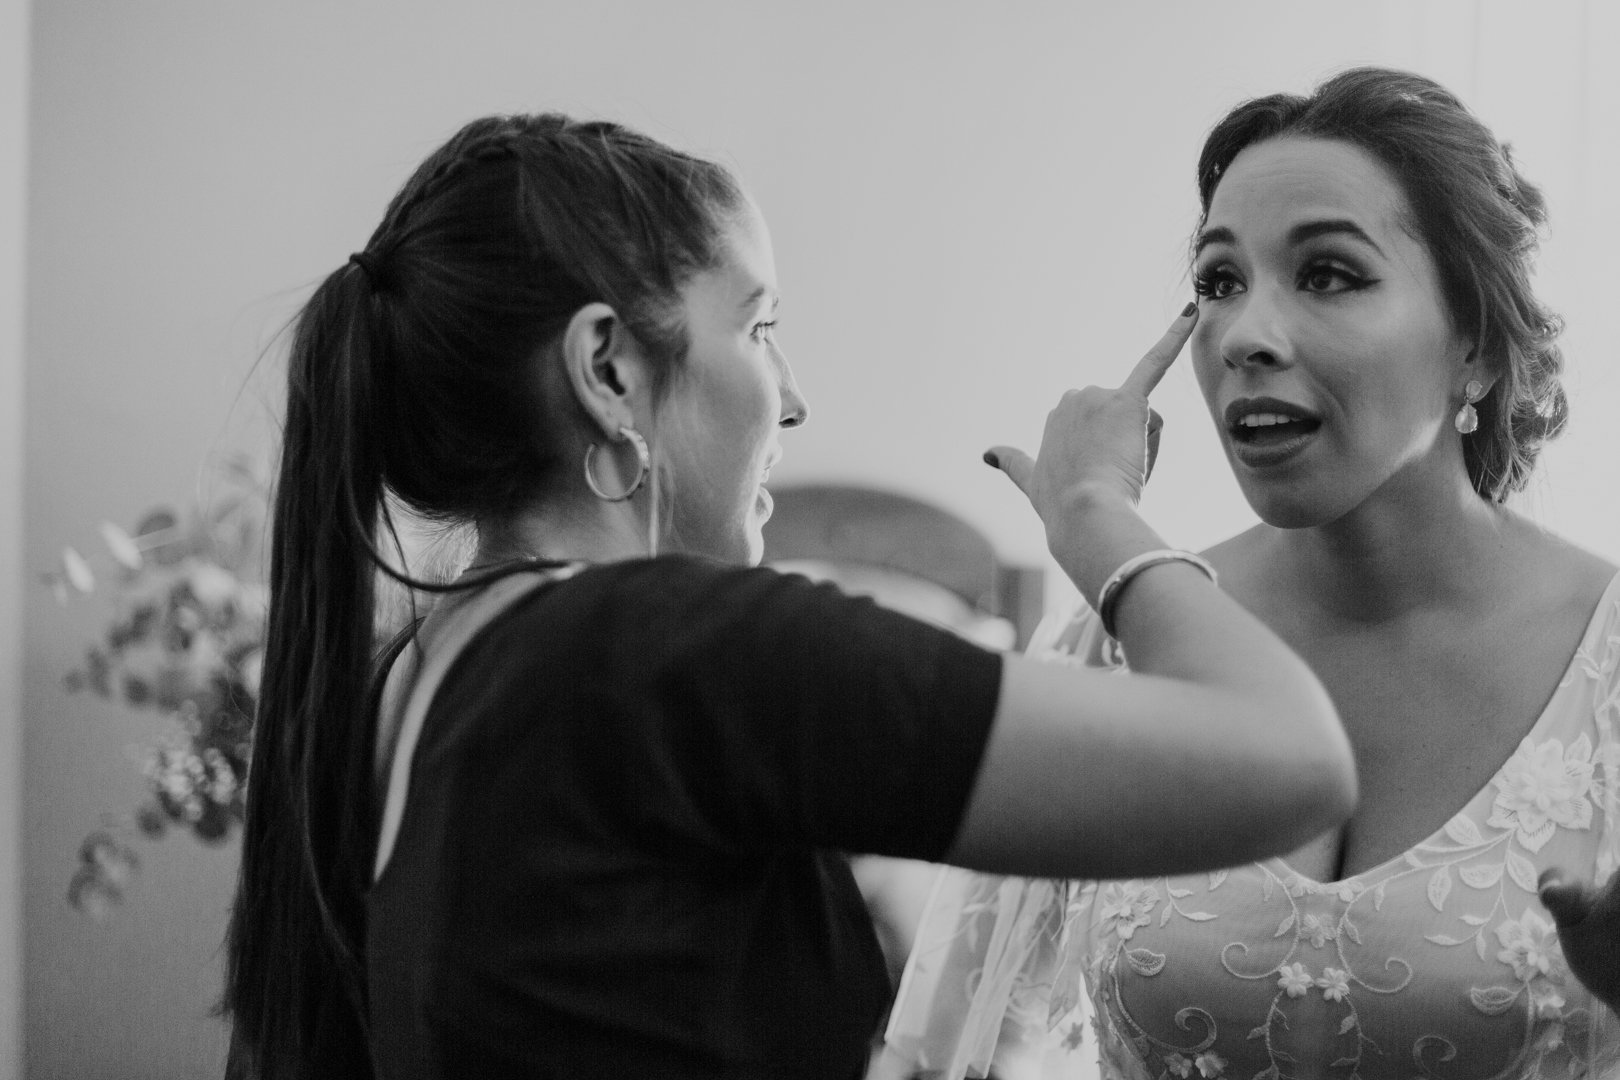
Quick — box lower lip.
[757,487,773,516]
[1229,428,1319,470]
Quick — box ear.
[1457,342,1501,397]
[559,302,655,440]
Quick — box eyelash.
[1191,268,1237,299]
[750,320,778,343]
[1192,261,1374,300]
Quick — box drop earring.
[1454,378,1484,435]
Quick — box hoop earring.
[1454,378,1484,435]
[583,426,650,502]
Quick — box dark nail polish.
[982,450,999,469]
[1181,301,1198,318]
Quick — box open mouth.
[1230,412,1322,446]
[1225,398,1322,447]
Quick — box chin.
[1250,501,1333,531]
[1237,477,1365,531]
[741,520,768,566]
[1221,442,1363,530]
[703,526,763,567]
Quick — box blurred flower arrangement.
[46,459,268,918]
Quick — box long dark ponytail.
[223,114,742,1079]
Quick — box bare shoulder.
[1197,525,1279,606]
[1198,525,1271,568]
[1503,515,1618,617]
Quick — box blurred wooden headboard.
[761,484,1046,650]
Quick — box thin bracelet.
[1096,549,1219,639]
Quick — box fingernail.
[1181,301,1198,318]
[982,450,999,469]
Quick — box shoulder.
[1183,525,1292,628]
[502,555,838,624]
[1498,516,1619,630]
[1198,524,1276,586]
[580,554,836,600]
[478,554,965,671]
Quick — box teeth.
[1238,413,1295,428]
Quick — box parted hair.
[1196,66,1567,503]
[223,113,743,1079]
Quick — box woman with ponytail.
[223,113,1355,1079]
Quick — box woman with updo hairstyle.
[888,67,1620,1079]
[1195,67,1571,508]
[220,113,1357,1080]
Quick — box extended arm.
[945,305,1355,879]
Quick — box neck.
[1264,465,1514,624]
[472,491,655,571]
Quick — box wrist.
[1064,480,1136,517]
[1044,482,1134,549]
[1046,484,1161,603]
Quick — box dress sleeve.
[883,596,1114,1079]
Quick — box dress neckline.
[1270,568,1620,888]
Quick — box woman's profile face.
[1189,136,1475,529]
[652,199,808,564]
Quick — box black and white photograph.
[2,2,1619,1078]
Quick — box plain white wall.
[2,0,28,1075]
[22,2,1618,1076]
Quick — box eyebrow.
[1193,226,1235,257]
[1288,218,1386,257]
[738,285,779,314]
[1194,218,1387,259]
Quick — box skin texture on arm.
[946,567,1351,879]
[944,305,1355,880]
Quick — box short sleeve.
[465,556,1004,862]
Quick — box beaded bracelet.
[1096,549,1219,639]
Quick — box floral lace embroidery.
[885,587,1620,1080]
[1060,592,1620,1080]
[1490,736,1601,851]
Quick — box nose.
[775,349,809,428]
[1218,289,1295,372]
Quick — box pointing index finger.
[1121,301,1199,399]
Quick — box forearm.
[1050,486,1325,713]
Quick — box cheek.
[1189,324,1223,402]
[731,367,778,447]
[701,366,775,482]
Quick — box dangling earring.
[1454,379,1484,435]
[583,426,651,502]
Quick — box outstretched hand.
[1539,867,1620,1013]
[984,302,1197,521]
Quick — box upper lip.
[762,450,782,479]
[1223,396,1321,431]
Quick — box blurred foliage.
[48,457,267,919]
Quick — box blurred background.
[1,1,1617,1076]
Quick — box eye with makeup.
[1298,257,1375,295]
[1191,257,1375,301]
[1191,263,1242,301]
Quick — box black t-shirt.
[366,556,1003,1079]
